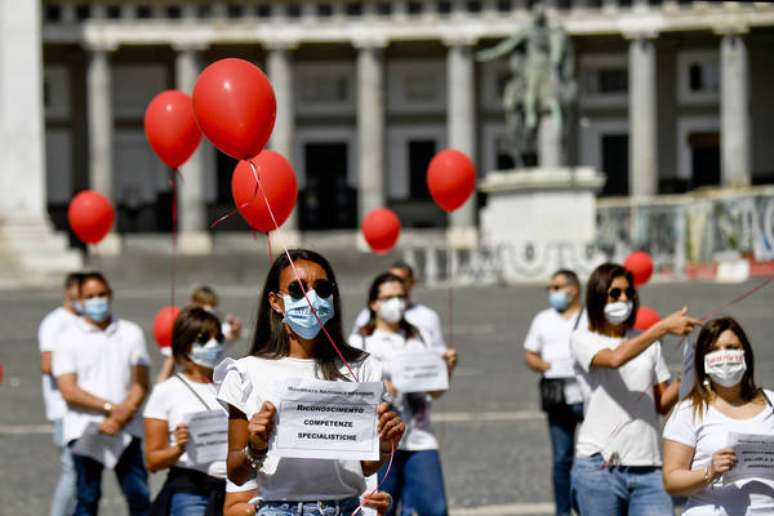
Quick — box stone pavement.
[2,276,773,515]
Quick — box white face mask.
[704,349,747,387]
[378,297,407,324]
[189,338,225,369]
[604,301,633,326]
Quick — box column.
[174,43,212,253]
[720,30,751,187]
[85,41,121,253]
[355,38,387,226]
[628,34,658,197]
[445,37,478,248]
[0,0,80,276]
[267,41,301,246]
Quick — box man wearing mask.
[523,269,586,516]
[39,272,84,516]
[53,272,151,516]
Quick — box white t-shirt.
[524,307,587,405]
[349,328,441,451]
[38,307,81,421]
[143,374,227,478]
[663,392,774,515]
[214,354,382,502]
[52,317,151,445]
[351,303,445,350]
[571,328,672,466]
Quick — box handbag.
[538,308,584,412]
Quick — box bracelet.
[704,464,713,485]
[244,443,267,470]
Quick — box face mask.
[378,297,407,323]
[189,338,225,369]
[604,301,633,326]
[282,290,335,340]
[704,349,747,387]
[72,300,84,315]
[83,297,110,323]
[549,290,570,312]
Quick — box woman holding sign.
[349,272,456,516]
[663,317,774,515]
[144,307,228,516]
[215,249,405,516]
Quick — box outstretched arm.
[476,33,522,62]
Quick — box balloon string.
[247,159,358,382]
[699,277,774,323]
[351,443,396,516]
[447,242,454,350]
[168,169,179,308]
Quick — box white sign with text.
[71,422,132,469]
[724,432,774,485]
[391,349,449,394]
[269,377,383,461]
[185,409,228,465]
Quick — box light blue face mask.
[83,297,111,323]
[549,290,571,312]
[282,290,335,340]
[189,338,225,369]
[72,300,84,316]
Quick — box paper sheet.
[185,409,228,465]
[391,349,449,393]
[723,432,774,485]
[71,422,132,469]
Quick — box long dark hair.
[690,316,761,419]
[357,272,421,340]
[249,249,367,381]
[586,262,639,333]
[171,306,223,363]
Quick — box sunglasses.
[547,284,567,292]
[195,332,224,344]
[377,294,407,302]
[608,287,636,301]
[283,279,335,301]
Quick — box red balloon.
[67,190,115,244]
[232,151,298,233]
[625,251,654,287]
[635,306,661,331]
[144,90,202,169]
[362,208,401,254]
[427,149,477,213]
[192,58,276,160]
[153,306,181,350]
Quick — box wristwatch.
[103,402,113,415]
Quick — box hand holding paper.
[173,424,190,452]
[377,402,405,453]
[248,401,276,452]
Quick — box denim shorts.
[256,496,361,516]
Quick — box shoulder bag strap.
[573,307,584,331]
[175,373,214,411]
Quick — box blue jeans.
[171,491,208,516]
[379,449,448,516]
[547,403,584,516]
[51,418,77,516]
[571,454,673,516]
[257,497,360,515]
[71,437,150,516]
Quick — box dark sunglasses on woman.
[285,279,335,300]
[607,286,636,301]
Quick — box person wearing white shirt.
[523,269,586,516]
[40,272,84,516]
[663,317,774,515]
[350,262,446,350]
[53,272,151,516]
[569,263,699,516]
[350,272,457,516]
[215,249,405,516]
[144,306,229,516]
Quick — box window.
[107,5,122,19]
[687,61,719,93]
[598,69,628,93]
[287,3,302,18]
[136,5,152,19]
[317,3,333,17]
[677,51,720,104]
[256,4,271,18]
[497,0,512,13]
[409,140,436,200]
[227,4,244,18]
[301,76,349,103]
[467,1,482,13]
[408,2,423,14]
[166,5,182,19]
[45,5,62,23]
[196,5,212,18]
[376,2,392,16]
[75,4,91,21]
[346,2,363,16]
[404,73,438,102]
[437,1,452,14]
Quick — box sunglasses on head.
[608,286,636,301]
[285,279,335,300]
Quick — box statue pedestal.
[481,167,605,246]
